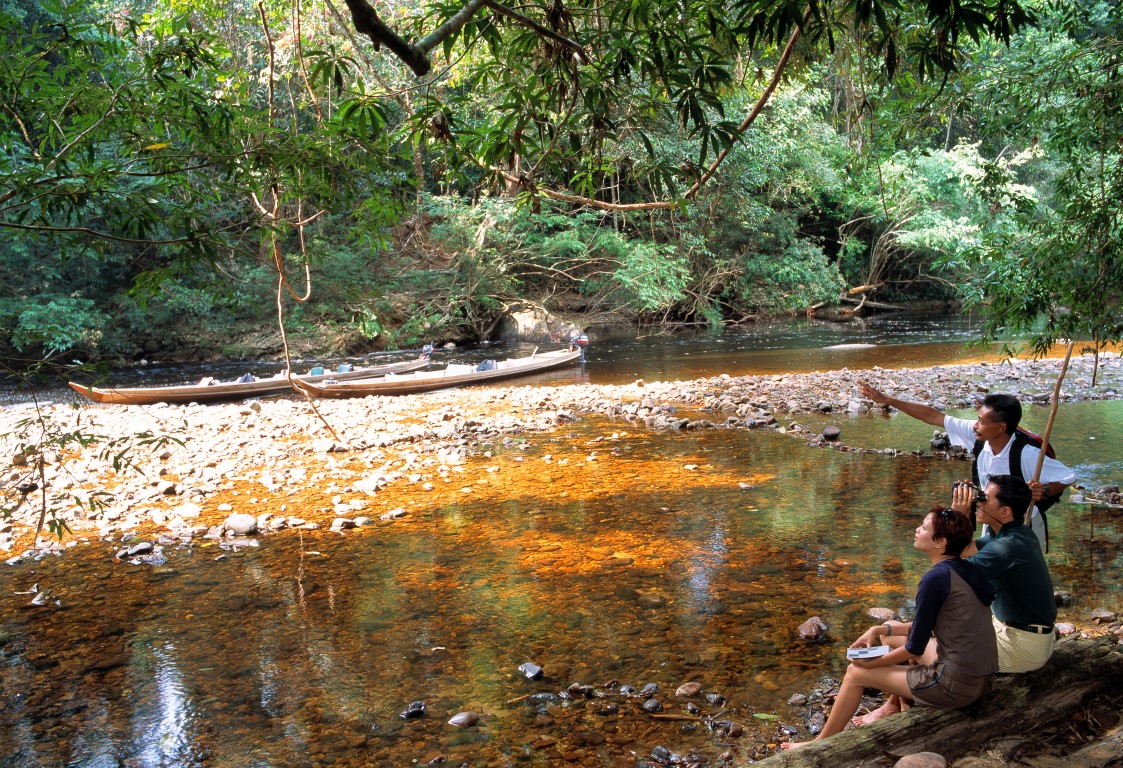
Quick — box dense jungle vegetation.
[0,0,1119,367]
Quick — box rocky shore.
[2,351,1121,559]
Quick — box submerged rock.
[447,711,479,727]
[399,700,427,719]
[798,616,828,640]
[894,752,947,768]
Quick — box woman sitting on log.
[782,507,998,750]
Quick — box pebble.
[399,700,426,719]
[798,616,828,640]
[518,662,544,680]
[223,513,257,535]
[1091,608,1118,624]
[674,682,702,697]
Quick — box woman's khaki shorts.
[907,662,992,709]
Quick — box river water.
[3,313,1003,400]
[1,315,1121,768]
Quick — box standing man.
[858,383,1074,550]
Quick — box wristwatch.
[883,622,892,637]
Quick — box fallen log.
[757,636,1123,768]
[839,295,908,312]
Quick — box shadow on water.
[2,407,1121,767]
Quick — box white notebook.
[846,645,890,660]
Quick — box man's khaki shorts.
[994,615,1055,673]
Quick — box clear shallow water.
[2,316,1122,767]
[1,411,1121,767]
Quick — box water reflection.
[3,313,1010,401]
[3,413,1119,767]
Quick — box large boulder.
[496,308,581,344]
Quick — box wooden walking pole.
[1027,341,1075,525]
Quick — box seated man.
[855,474,1056,726]
[959,474,1057,672]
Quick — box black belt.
[1005,621,1054,635]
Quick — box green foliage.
[731,240,845,312]
[0,0,1107,366]
[7,297,109,356]
[837,142,1031,301]
[945,2,1123,353]
[0,0,417,361]
[609,243,692,312]
[421,197,701,322]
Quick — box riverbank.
[2,351,1121,558]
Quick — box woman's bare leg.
[782,664,913,750]
[852,638,934,727]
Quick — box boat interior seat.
[337,363,354,373]
[308,366,325,376]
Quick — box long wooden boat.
[291,348,583,398]
[68,357,430,405]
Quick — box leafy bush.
[6,297,108,357]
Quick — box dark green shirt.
[967,521,1057,627]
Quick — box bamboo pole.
[1027,341,1075,525]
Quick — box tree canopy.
[0,0,1119,364]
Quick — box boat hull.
[69,358,430,405]
[292,349,583,399]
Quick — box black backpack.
[972,427,1063,550]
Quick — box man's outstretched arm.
[858,381,947,428]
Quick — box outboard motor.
[569,333,590,359]
[420,343,434,359]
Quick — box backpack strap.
[969,440,985,530]
[971,439,984,489]
[1008,434,1027,483]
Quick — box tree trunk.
[755,636,1123,768]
